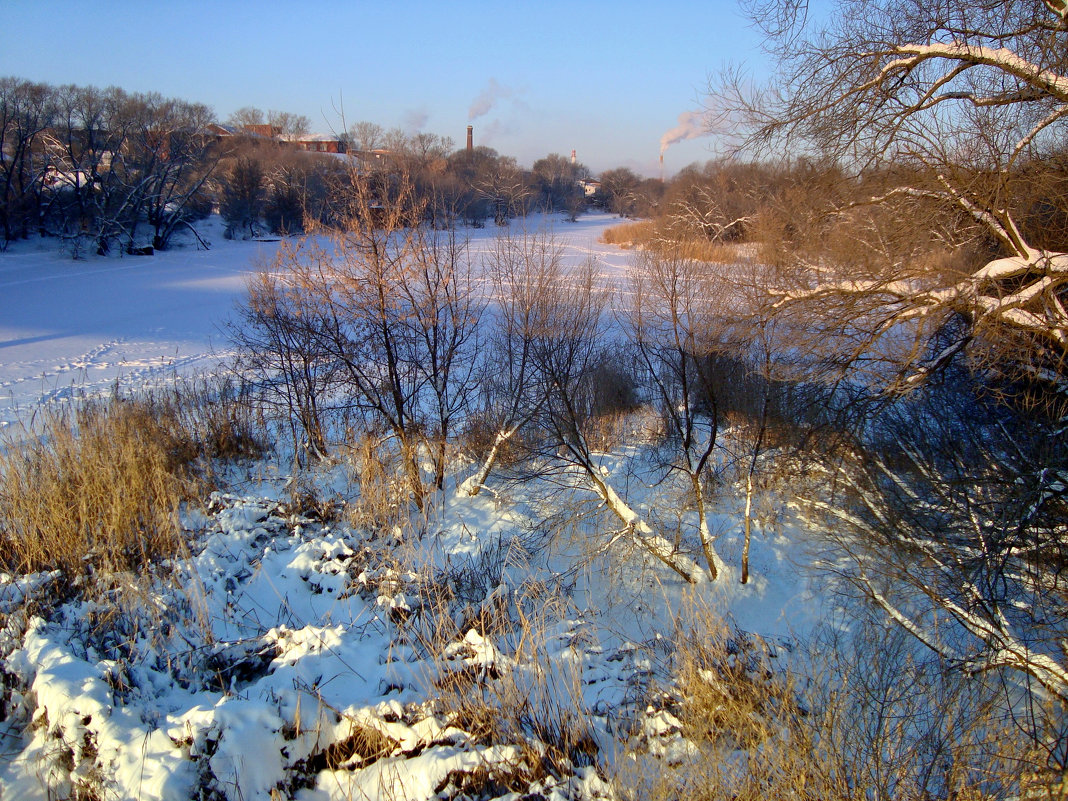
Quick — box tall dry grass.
[600,220,657,249]
[601,220,750,264]
[426,605,600,787]
[0,387,256,582]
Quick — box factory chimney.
[466,125,473,153]
[570,149,576,164]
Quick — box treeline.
[604,154,1068,271]
[0,76,606,257]
[0,78,219,256]
[215,122,596,239]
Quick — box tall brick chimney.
[466,125,473,153]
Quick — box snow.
[0,214,638,430]
[0,218,259,428]
[0,213,827,800]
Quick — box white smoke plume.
[660,110,708,154]
[468,78,513,121]
[403,107,429,132]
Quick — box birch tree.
[620,247,729,580]
[526,257,711,584]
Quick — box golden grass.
[344,432,410,535]
[0,396,206,580]
[601,220,751,264]
[599,220,656,248]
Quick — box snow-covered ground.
[0,214,631,429]
[0,214,824,800]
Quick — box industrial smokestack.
[467,125,473,153]
[571,149,576,165]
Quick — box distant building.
[204,123,346,153]
[288,134,346,154]
[579,179,601,197]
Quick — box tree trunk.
[590,469,709,584]
[692,473,725,581]
[742,472,753,584]
[459,427,515,497]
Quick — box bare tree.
[347,121,385,153]
[307,173,430,505]
[459,231,564,496]
[620,247,729,580]
[249,169,482,507]
[717,0,1068,393]
[473,155,531,225]
[267,110,310,139]
[598,167,642,218]
[709,0,1068,729]
[0,77,54,246]
[531,153,587,216]
[43,84,132,255]
[662,161,760,244]
[227,106,266,130]
[394,225,483,490]
[221,156,266,239]
[38,84,217,255]
[229,250,336,463]
[524,257,711,583]
[736,317,775,586]
[122,92,217,251]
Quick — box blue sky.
[2,0,773,176]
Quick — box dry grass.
[167,377,267,465]
[673,620,796,751]
[0,383,260,582]
[600,220,657,248]
[619,611,831,801]
[344,432,411,536]
[430,612,600,783]
[601,220,752,264]
[614,602,1053,801]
